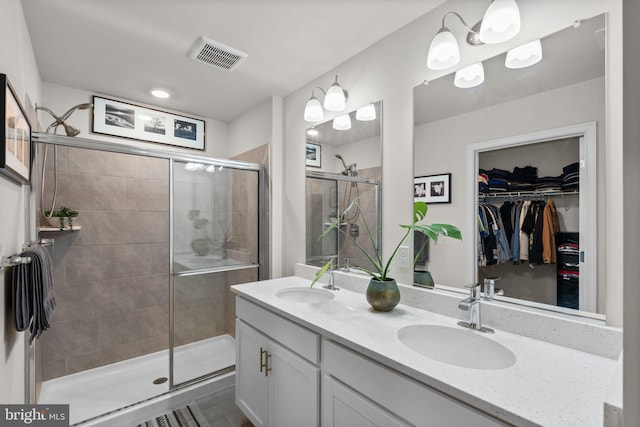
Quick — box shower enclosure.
[32,133,267,424]
[305,170,380,272]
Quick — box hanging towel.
[12,246,55,343]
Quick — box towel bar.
[1,255,32,268]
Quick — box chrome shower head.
[36,102,93,136]
[335,153,349,171]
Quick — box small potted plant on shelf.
[311,200,461,312]
[43,206,79,231]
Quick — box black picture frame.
[92,95,206,150]
[414,173,451,204]
[0,74,32,184]
[306,142,321,168]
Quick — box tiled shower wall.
[39,146,170,380]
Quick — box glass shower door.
[170,160,262,386]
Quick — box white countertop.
[232,276,618,427]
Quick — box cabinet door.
[268,340,320,427]
[236,320,268,427]
[322,375,409,427]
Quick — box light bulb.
[479,0,521,44]
[356,103,376,121]
[324,78,346,111]
[304,96,324,122]
[454,62,485,88]
[505,39,542,69]
[333,114,352,130]
[427,28,460,70]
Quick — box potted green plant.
[43,206,79,231]
[188,210,212,256]
[311,199,461,312]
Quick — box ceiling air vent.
[188,37,248,71]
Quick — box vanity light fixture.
[333,114,352,130]
[426,0,521,71]
[151,88,170,99]
[454,62,485,88]
[306,127,319,137]
[303,75,348,122]
[477,0,521,44]
[505,39,542,69]
[356,103,377,121]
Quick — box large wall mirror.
[413,14,606,316]
[305,101,382,271]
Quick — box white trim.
[466,121,598,313]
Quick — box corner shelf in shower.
[38,226,82,232]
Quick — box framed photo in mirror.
[0,74,32,184]
[306,142,321,168]
[414,173,451,204]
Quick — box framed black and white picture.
[414,173,451,204]
[92,96,205,150]
[306,142,321,168]
[0,74,31,184]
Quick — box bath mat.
[135,402,211,427]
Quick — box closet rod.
[479,190,579,201]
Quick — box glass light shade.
[306,127,319,137]
[478,0,521,44]
[356,103,376,121]
[505,39,542,69]
[454,62,485,88]
[304,96,324,122]
[333,114,352,130]
[205,165,216,173]
[324,83,346,111]
[427,28,460,70]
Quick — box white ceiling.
[21,0,445,122]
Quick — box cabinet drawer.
[237,297,319,364]
[323,339,507,427]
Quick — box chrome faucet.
[323,265,340,291]
[482,276,503,300]
[458,283,494,333]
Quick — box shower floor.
[39,334,236,425]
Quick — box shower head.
[335,153,357,176]
[335,153,349,171]
[36,103,93,136]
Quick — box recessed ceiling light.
[151,89,170,99]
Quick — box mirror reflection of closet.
[478,137,581,309]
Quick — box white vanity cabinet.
[235,298,320,427]
[322,339,508,427]
[236,295,507,427]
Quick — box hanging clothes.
[542,198,560,263]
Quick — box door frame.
[465,121,597,312]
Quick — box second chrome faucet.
[457,277,503,334]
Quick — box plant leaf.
[414,201,428,224]
[310,259,333,288]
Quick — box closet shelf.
[479,190,579,201]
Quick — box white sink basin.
[275,287,335,304]
[397,324,516,370]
